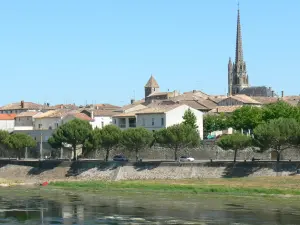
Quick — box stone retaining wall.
[0,160,300,182]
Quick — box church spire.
[235,6,243,66]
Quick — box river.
[0,187,300,224]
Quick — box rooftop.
[0,101,43,111]
[15,111,41,118]
[145,75,159,88]
[0,114,17,120]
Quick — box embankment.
[1,160,300,183]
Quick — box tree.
[203,113,229,138]
[230,106,263,131]
[121,127,153,162]
[100,125,122,161]
[216,133,252,163]
[4,133,36,159]
[49,119,92,160]
[253,118,300,162]
[262,101,300,122]
[82,128,102,157]
[183,108,198,129]
[155,124,201,160]
[0,130,9,144]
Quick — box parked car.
[179,156,195,162]
[113,155,129,162]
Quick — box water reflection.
[0,188,300,224]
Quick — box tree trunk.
[277,150,280,162]
[135,149,139,162]
[72,144,77,161]
[233,149,237,163]
[105,148,110,162]
[174,147,178,161]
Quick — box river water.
[0,187,300,224]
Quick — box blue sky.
[0,1,299,107]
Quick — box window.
[161,118,164,126]
[38,124,42,129]
[114,119,116,124]
[55,123,59,128]
[142,118,145,126]
[19,118,20,121]
[152,118,155,126]
[27,117,29,120]
[49,126,52,130]
[101,121,104,128]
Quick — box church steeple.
[235,7,243,67]
[228,5,249,95]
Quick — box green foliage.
[0,130,9,144]
[4,133,36,159]
[82,128,102,157]
[203,113,229,137]
[253,118,300,161]
[262,101,300,122]
[155,124,200,160]
[230,106,263,130]
[216,133,252,162]
[121,127,153,162]
[49,119,93,160]
[182,108,198,129]
[100,125,122,161]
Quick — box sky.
[0,0,299,107]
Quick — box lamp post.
[40,133,43,159]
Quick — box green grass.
[49,180,300,196]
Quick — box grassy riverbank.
[50,177,300,196]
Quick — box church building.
[228,7,275,97]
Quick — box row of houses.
[1,76,300,144]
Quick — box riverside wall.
[0,159,300,182]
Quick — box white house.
[113,104,203,139]
[0,114,16,132]
[14,111,42,131]
[81,109,118,129]
[34,109,73,130]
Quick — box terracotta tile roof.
[208,105,242,114]
[72,113,92,121]
[174,100,210,111]
[252,97,279,105]
[52,104,78,109]
[0,101,43,110]
[93,110,119,117]
[0,114,16,120]
[135,104,184,115]
[231,94,261,104]
[35,109,77,119]
[282,96,300,106]
[16,111,40,117]
[145,75,159,88]
[207,95,228,103]
[148,92,169,97]
[118,102,147,112]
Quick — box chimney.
[271,91,274,97]
[130,99,135,104]
[21,100,24,108]
[216,108,219,113]
[281,91,284,98]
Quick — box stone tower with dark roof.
[144,75,160,99]
[228,7,249,96]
